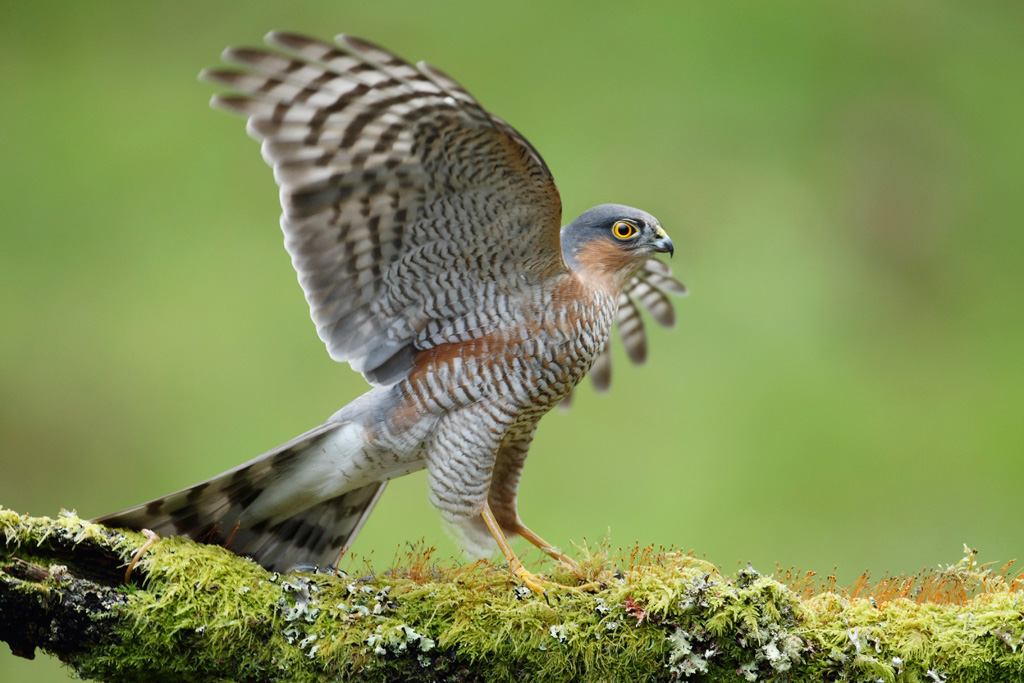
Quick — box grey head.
[560,204,674,278]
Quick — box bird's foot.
[512,564,550,599]
[526,540,607,592]
[481,503,601,597]
[511,564,600,597]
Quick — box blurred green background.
[3,1,1023,679]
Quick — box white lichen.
[366,624,436,657]
[666,628,717,680]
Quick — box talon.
[479,502,602,595]
[512,564,548,598]
[125,528,160,583]
[481,503,554,599]
[511,567,599,598]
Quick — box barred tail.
[95,422,386,572]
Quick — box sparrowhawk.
[97,32,686,592]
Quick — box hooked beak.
[651,226,674,257]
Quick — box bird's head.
[560,204,674,292]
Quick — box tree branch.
[2,506,1022,682]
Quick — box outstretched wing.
[560,258,686,409]
[202,32,564,385]
[610,258,688,370]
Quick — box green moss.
[2,507,1023,682]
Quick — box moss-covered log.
[2,507,1022,682]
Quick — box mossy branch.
[2,507,1022,682]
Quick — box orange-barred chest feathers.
[571,237,648,294]
[404,277,618,413]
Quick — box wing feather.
[616,295,648,365]
[203,32,563,385]
[590,337,613,393]
[585,259,687,395]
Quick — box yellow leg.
[480,502,548,597]
[519,524,603,592]
[480,504,601,595]
[516,524,582,570]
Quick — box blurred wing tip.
[200,68,240,89]
[220,45,251,64]
[209,93,249,115]
[653,277,689,298]
[335,33,378,54]
[264,29,297,45]
[643,259,671,275]
[249,119,273,142]
[417,60,440,76]
[269,31,337,55]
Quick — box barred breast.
[396,277,617,421]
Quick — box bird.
[96,31,686,592]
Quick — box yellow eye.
[612,221,637,240]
